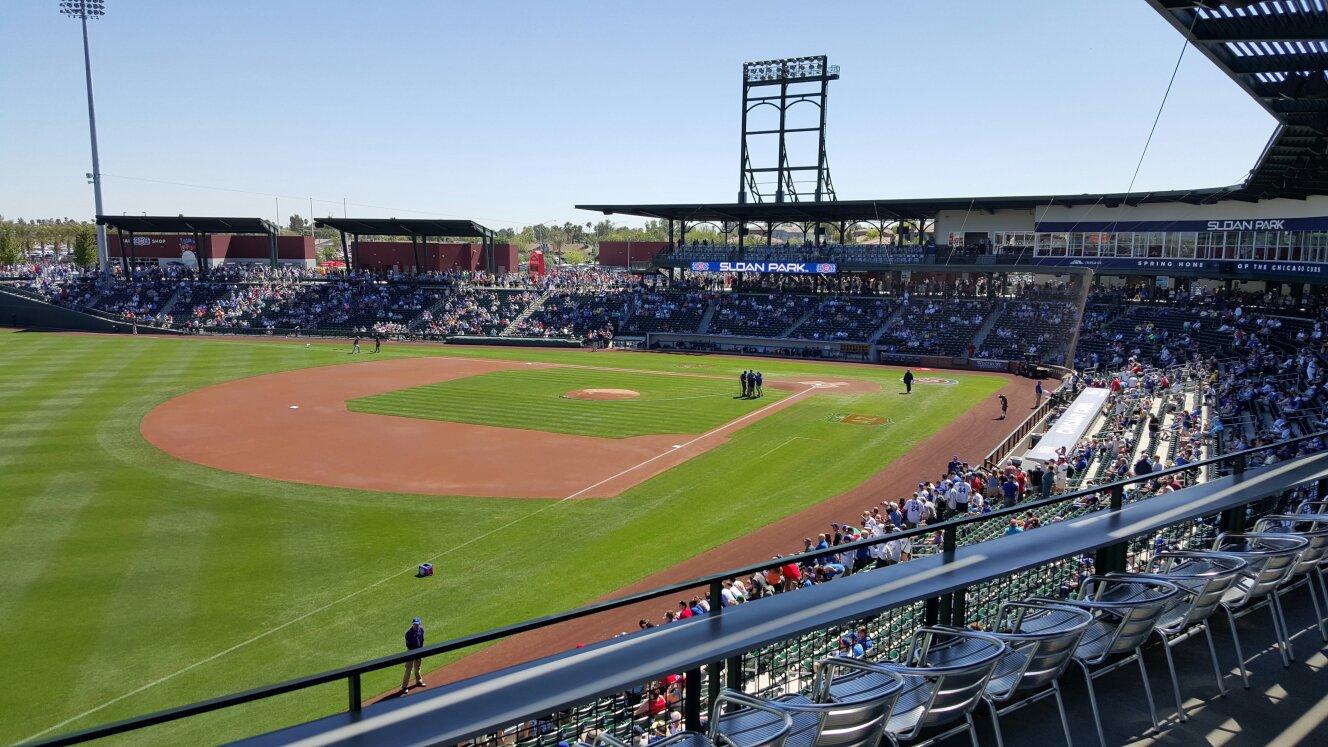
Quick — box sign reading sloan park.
[688,261,838,274]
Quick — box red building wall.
[598,241,667,268]
[108,234,313,264]
[352,241,518,274]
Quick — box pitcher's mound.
[565,388,640,401]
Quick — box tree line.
[0,217,98,267]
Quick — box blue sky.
[0,1,1276,229]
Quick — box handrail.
[28,428,1328,747]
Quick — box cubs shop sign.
[688,261,838,274]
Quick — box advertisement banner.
[687,261,837,274]
[1024,256,1326,278]
[1034,216,1328,232]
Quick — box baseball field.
[0,331,1018,744]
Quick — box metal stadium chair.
[1040,575,1181,746]
[1249,515,1328,642]
[595,690,793,747]
[980,599,1094,747]
[1209,532,1309,675]
[873,627,1007,747]
[1111,551,1249,721]
[766,657,904,747]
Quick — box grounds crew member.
[401,617,426,694]
[903,369,914,394]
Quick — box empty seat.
[874,627,1007,746]
[769,658,903,747]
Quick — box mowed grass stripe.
[1,334,1004,744]
[348,367,784,438]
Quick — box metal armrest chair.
[1039,575,1180,746]
[1249,516,1328,642]
[874,627,1007,747]
[1211,532,1309,672]
[1111,550,1248,720]
[768,658,903,747]
[599,690,793,747]
[980,599,1093,747]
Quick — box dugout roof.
[96,215,277,235]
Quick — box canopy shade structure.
[313,218,498,274]
[1147,1,1328,199]
[577,187,1245,225]
[96,215,277,235]
[95,215,279,275]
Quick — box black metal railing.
[30,430,1328,746]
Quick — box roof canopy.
[1147,1,1328,199]
[577,187,1242,224]
[314,217,493,238]
[96,215,277,234]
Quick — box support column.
[268,231,278,269]
[194,231,206,279]
[339,230,351,274]
[352,234,360,273]
[115,227,129,276]
[411,235,421,275]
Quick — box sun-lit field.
[348,366,788,437]
[0,332,1004,744]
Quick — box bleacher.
[876,297,995,356]
[788,296,900,342]
[618,290,708,335]
[707,292,819,337]
[978,300,1078,364]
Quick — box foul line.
[22,383,822,744]
[757,436,807,460]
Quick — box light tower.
[59,0,109,270]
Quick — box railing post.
[1095,484,1127,573]
[938,525,957,623]
[347,673,362,714]
[706,580,723,707]
[684,667,702,732]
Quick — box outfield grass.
[348,366,786,437]
[0,333,1005,744]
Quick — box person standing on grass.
[755,370,764,398]
[903,369,914,394]
[739,370,749,398]
[401,617,426,694]
[373,331,382,353]
[351,334,361,354]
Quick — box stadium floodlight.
[60,0,110,271]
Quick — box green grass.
[0,332,1004,745]
[348,367,786,437]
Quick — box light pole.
[60,0,109,271]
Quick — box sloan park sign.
[688,261,838,274]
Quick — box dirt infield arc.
[140,357,874,499]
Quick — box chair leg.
[1135,648,1162,730]
[1269,597,1293,666]
[1304,573,1328,642]
[1159,637,1187,721]
[1052,680,1073,746]
[986,698,1006,747]
[1078,659,1107,747]
[966,711,980,747]
[1223,607,1251,688]
[1202,622,1227,697]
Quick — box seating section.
[513,289,631,339]
[876,297,995,355]
[789,297,900,342]
[978,300,1078,364]
[708,293,819,337]
[619,289,709,335]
